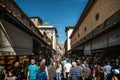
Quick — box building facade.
[57,44,65,56]
[0,0,53,71]
[30,17,58,51]
[30,17,42,27]
[70,0,120,62]
[38,26,58,51]
[65,27,74,54]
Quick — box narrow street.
[0,0,120,80]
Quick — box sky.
[14,0,88,44]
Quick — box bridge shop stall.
[0,0,53,75]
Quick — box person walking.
[12,61,25,80]
[61,57,67,79]
[70,62,83,80]
[83,64,91,80]
[55,60,62,80]
[7,70,16,80]
[64,58,72,80]
[27,58,38,80]
[36,62,48,80]
[104,62,112,80]
[39,61,49,80]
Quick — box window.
[21,14,24,19]
[34,18,36,21]
[95,13,99,21]
[74,38,76,41]
[78,34,80,37]
[84,27,87,32]
[29,22,32,27]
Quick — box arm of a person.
[44,71,48,79]
[36,72,38,80]
[69,68,72,77]
[27,66,30,80]
[45,66,49,79]
[64,64,66,72]
[27,71,29,80]
[60,64,62,71]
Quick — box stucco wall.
[71,0,120,46]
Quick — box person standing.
[97,64,105,80]
[55,60,62,80]
[7,70,16,80]
[39,61,49,80]
[70,62,83,80]
[61,57,67,79]
[12,61,24,80]
[83,64,91,80]
[36,62,48,80]
[27,59,38,80]
[64,59,72,80]
[104,62,112,80]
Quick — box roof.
[65,26,74,32]
[70,0,97,39]
[38,26,58,33]
[30,16,42,24]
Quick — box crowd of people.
[0,58,50,80]
[54,57,120,80]
[0,56,120,80]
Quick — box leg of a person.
[58,73,61,80]
[66,72,69,80]
[56,73,59,80]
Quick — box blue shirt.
[28,64,38,79]
[36,70,48,80]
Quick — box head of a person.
[39,61,45,66]
[84,61,86,64]
[63,57,66,60]
[72,62,77,67]
[31,59,36,65]
[8,70,14,77]
[85,63,89,67]
[107,62,110,65]
[77,59,81,65]
[38,62,45,72]
[55,60,60,69]
[14,61,19,67]
[66,58,69,63]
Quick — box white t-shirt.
[56,64,62,73]
[64,63,72,72]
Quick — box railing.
[0,0,49,43]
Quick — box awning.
[0,19,33,55]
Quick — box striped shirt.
[70,66,83,80]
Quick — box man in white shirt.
[64,58,72,80]
[104,62,112,80]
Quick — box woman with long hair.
[36,62,48,80]
[55,60,62,80]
